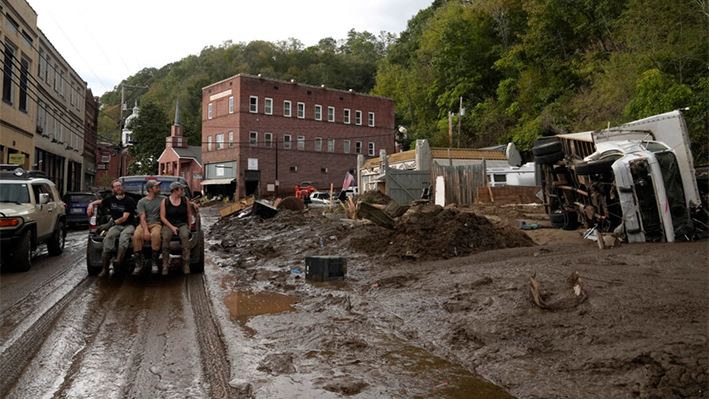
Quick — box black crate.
[305,256,347,281]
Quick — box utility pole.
[457,96,463,148]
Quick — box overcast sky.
[27,0,432,97]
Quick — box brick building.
[158,103,203,195]
[201,74,395,199]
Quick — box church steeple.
[174,99,180,126]
[167,99,187,148]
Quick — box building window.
[5,15,19,35]
[328,138,335,152]
[368,112,375,127]
[208,136,212,151]
[297,135,305,150]
[208,103,212,119]
[101,155,110,163]
[368,142,375,156]
[19,55,29,112]
[249,96,258,113]
[177,137,183,147]
[45,57,51,83]
[283,134,292,149]
[344,109,350,124]
[216,133,224,150]
[290,166,297,172]
[3,41,16,104]
[228,131,233,147]
[355,110,362,125]
[321,168,328,174]
[284,100,291,117]
[250,131,258,147]
[315,137,322,151]
[315,105,322,121]
[228,96,234,114]
[265,98,272,115]
[355,141,362,154]
[344,140,351,154]
[264,132,273,148]
[327,106,335,122]
[297,102,305,119]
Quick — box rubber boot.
[182,246,191,275]
[162,248,170,275]
[151,250,159,274]
[99,252,111,277]
[132,252,144,276]
[114,246,128,271]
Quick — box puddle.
[224,291,299,334]
[384,345,516,398]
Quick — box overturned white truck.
[535,110,707,242]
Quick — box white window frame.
[101,155,110,163]
[229,96,234,114]
[297,135,305,150]
[368,112,375,127]
[249,96,258,113]
[283,134,292,149]
[343,109,350,124]
[265,98,273,115]
[208,103,212,119]
[297,102,305,119]
[328,138,335,152]
[368,142,375,156]
[355,110,362,125]
[228,131,233,147]
[208,136,213,151]
[327,106,335,122]
[264,132,273,148]
[315,137,322,152]
[344,140,351,154]
[250,131,258,147]
[355,141,362,154]
[284,100,291,117]
[216,133,224,150]
[315,105,322,121]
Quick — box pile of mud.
[348,205,535,260]
[353,190,393,205]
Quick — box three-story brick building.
[201,74,395,199]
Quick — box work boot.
[151,251,160,274]
[99,252,111,278]
[132,252,144,276]
[114,246,128,271]
[162,249,170,275]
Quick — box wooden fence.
[431,162,486,206]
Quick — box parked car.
[0,165,66,271]
[309,191,339,206]
[85,175,204,276]
[63,191,100,227]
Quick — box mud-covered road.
[1,203,707,399]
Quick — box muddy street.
[1,204,707,399]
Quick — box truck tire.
[532,141,563,156]
[190,236,205,274]
[86,245,102,276]
[15,230,32,272]
[550,210,580,230]
[47,221,66,256]
[575,157,618,176]
[535,151,564,165]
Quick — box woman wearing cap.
[160,181,193,275]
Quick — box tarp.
[201,178,235,186]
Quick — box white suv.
[0,165,67,271]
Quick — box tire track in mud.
[0,275,123,398]
[187,274,241,399]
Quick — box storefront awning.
[201,178,236,186]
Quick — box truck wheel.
[47,221,66,256]
[533,141,562,156]
[575,157,619,176]
[190,237,205,274]
[15,230,32,272]
[535,151,564,165]
[550,210,580,230]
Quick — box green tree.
[127,101,170,175]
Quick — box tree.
[127,102,170,175]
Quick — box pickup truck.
[535,110,707,242]
[86,176,205,275]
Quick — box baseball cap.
[146,180,160,189]
[169,181,186,191]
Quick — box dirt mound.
[353,190,392,205]
[348,205,535,260]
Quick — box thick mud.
[208,203,708,398]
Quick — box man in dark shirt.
[87,179,136,277]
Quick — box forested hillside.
[99,0,708,168]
